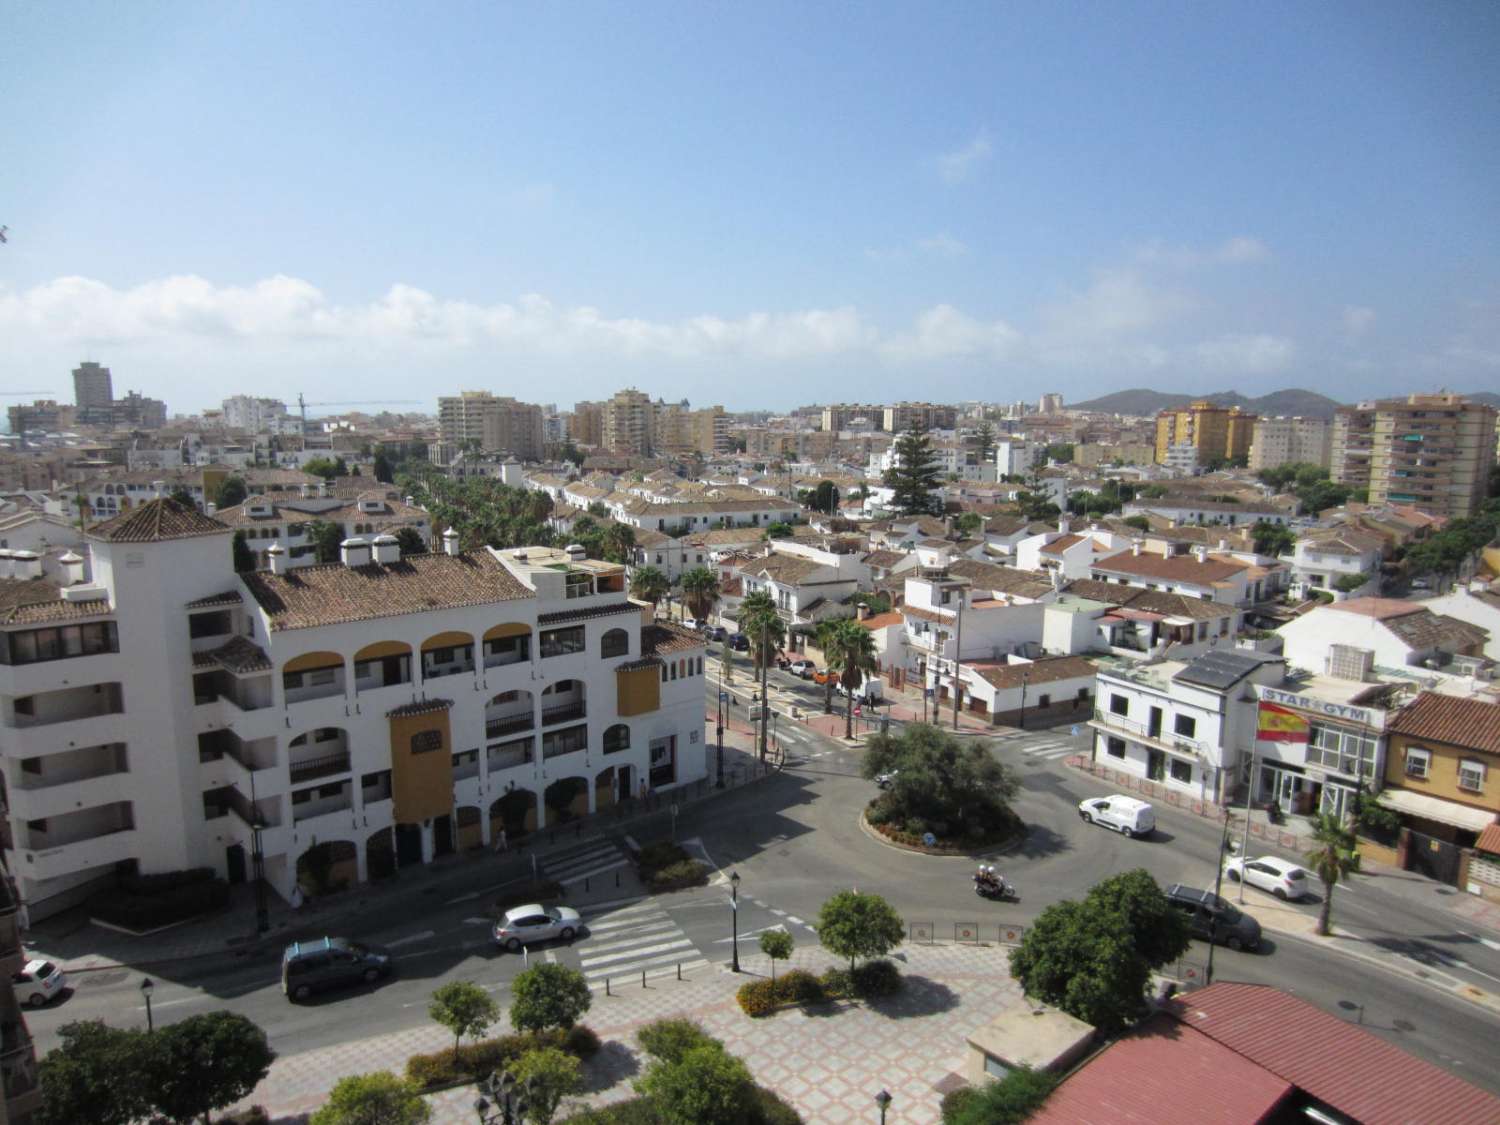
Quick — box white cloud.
[915,233,969,258]
[1135,236,1270,268]
[1341,305,1375,337]
[880,304,1021,362]
[1191,333,1297,373]
[936,130,992,184]
[1037,271,1194,340]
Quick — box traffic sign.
[719,691,729,702]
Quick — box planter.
[858,810,1025,857]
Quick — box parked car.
[493,903,583,952]
[12,959,66,1008]
[874,770,899,789]
[282,937,392,1002]
[706,625,728,642]
[1224,856,1310,901]
[1165,884,1263,951]
[729,633,750,651]
[812,669,837,685]
[787,659,816,679]
[1077,795,1155,839]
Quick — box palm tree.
[631,565,670,616]
[740,591,786,760]
[602,522,635,566]
[1303,812,1361,936]
[681,566,721,625]
[813,619,841,714]
[827,618,880,740]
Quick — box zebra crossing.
[575,900,709,987]
[1014,737,1080,761]
[539,837,632,886]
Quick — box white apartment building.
[995,439,1040,479]
[0,499,706,918]
[1248,416,1332,472]
[215,489,431,570]
[222,395,292,433]
[1287,530,1383,599]
[1090,651,1286,805]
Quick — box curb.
[856,809,1027,860]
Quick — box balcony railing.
[1,1034,39,1103]
[541,701,586,727]
[485,714,534,739]
[1092,709,1207,757]
[289,751,352,784]
[487,741,532,771]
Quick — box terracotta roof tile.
[244,550,533,631]
[642,623,705,657]
[191,635,273,674]
[968,655,1097,690]
[386,697,455,718]
[857,611,904,630]
[537,603,643,626]
[947,558,1055,599]
[87,497,231,543]
[0,578,111,625]
[1389,691,1500,757]
[1329,597,1426,620]
[185,590,242,609]
[1092,549,1248,584]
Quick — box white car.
[1224,856,1310,901]
[12,959,66,1008]
[787,660,816,679]
[493,903,583,952]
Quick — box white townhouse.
[215,488,431,570]
[608,496,804,534]
[1277,598,1490,682]
[0,498,706,918]
[1287,529,1384,600]
[1420,584,1500,661]
[1121,497,1296,528]
[1090,650,1286,805]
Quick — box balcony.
[5,683,124,732]
[486,714,534,740]
[421,652,475,681]
[541,701,586,727]
[289,751,352,784]
[361,772,392,805]
[1090,709,1210,761]
[542,725,588,760]
[0,1025,40,1117]
[23,827,140,881]
[292,781,353,824]
[487,738,532,772]
[226,786,282,830]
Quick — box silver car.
[493,903,583,952]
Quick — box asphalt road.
[25,663,1500,1095]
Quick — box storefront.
[1253,685,1388,820]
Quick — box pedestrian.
[289,884,304,911]
[16,901,29,937]
[494,827,508,853]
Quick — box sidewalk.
[234,940,1023,1124]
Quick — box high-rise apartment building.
[1361,393,1498,517]
[1330,404,1375,490]
[1248,416,1332,472]
[114,390,169,430]
[603,388,655,455]
[223,395,291,432]
[820,404,881,432]
[569,401,605,446]
[72,361,114,410]
[1038,393,1064,415]
[1153,401,1257,465]
[438,392,544,461]
[883,402,958,433]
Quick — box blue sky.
[4,2,1498,415]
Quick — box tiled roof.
[244,551,533,630]
[738,555,827,585]
[947,559,1055,600]
[1389,692,1500,756]
[1382,610,1488,652]
[1092,549,1248,584]
[1477,822,1500,856]
[191,635,273,674]
[969,655,1097,690]
[0,578,110,625]
[1327,597,1424,620]
[1039,533,1086,555]
[861,550,908,569]
[185,590,242,609]
[87,497,231,543]
[641,623,704,656]
[1171,982,1500,1124]
[537,603,643,626]
[857,611,904,630]
[386,698,454,718]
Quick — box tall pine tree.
[883,424,943,515]
[972,420,997,463]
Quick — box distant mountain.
[1465,391,1500,409]
[1069,387,1344,419]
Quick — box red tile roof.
[1092,549,1248,584]
[1477,822,1500,856]
[87,497,231,543]
[1388,691,1500,757]
[1028,1011,1291,1124]
[1328,596,1426,620]
[857,611,904,630]
[1173,983,1500,1124]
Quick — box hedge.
[91,878,230,931]
[558,1086,803,1123]
[120,867,216,896]
[405,1025,599,1090]
[636,841,691,879]
[736,960,902,1016]
[646,860,708,892]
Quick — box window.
[649,735,676,787]
[539,626,585,658]
[1459,759,1486,794]
[603,724,630,754]
[1106,737,1126,759]
[601,629,629,659]
[1170,758,1193,784]
[1110,694,1129,716]
[1404,746,1430,780]
[3,621,119,665]
[410,730,443,754]
[660,663,668,682]
[1174,714,1197,739]
[1308,724,1378,779]
[1038,694,1050,709]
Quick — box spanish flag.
[1257,702,1309,744]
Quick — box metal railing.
[486,714,534,739]
[289,750,352,783]
[541,701,586,727]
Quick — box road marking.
[624,834,640,850]
[770,909,787,917]
[135,995,203,1012]
[1460,930,1500,952]
[558,857,631,885]
[465,917,492,926]
[786,916,806,926]
[579,937,695,969]
[713,923,786,943]
[386,930,436,949]
[444,890,481,904]
[585,918,681,940]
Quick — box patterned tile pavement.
[237,941,1023,1124]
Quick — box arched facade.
[296,839,358,896]
[352,640,412,692]
[544,776,590,825]
[540,678,586,725]
[485,689,536,738]
[601,627,629,659]
[482,622,531,668]
[420,630,474,680]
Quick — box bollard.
[677,962,682,980]
[642,969,647,989]
[606,977,611,996]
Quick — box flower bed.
[736,960,902,1016]
[405,1025,599,1090]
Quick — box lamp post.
[1206,811,1233,987]
[1018,669,1031,731]
[716,667,726,789]
[474,1069,534,1124]
[250,769,270,935]
[875,1089,892,1124]
[730,870,741,972]
[140,977,155,1032]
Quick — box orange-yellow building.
[1153,401,1258,466]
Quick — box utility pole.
[1206,812,1232,985]
[951,595,965,731]
[759,616,770,762]
[1238,741,1259,903]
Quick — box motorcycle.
[973,875,1018,902]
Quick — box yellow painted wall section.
[389,710,455,823]
[1385,733,1500,813]
[616,666,661,717]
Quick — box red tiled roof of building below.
[1028,1011,1291,1125]
[1173,983,1500,1125]
[87,497,232,543]
[1388,691,1500,757]
[1477,822,1500,856]
[1092,549,1248,584]
[856,611,903,631]
[1327,596,1425,620]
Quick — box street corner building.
[0,499,707,919]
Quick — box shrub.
[750,1086,806,1124]
[736,979,778,1017]
[778,969,825,1004]
[636,841,691,879]
[563,1023,601,1059]
[903,817,929,837]
[91,878,230,931]
[851,959,902,997]
[404,1027,600,1090]
[637,1018,721,1064]
[120,867,215,896]
[647,860,709,892]
[820,968,853,998]
[940,1086,978,1124]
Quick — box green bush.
[750,1086,805,1125]
[820,968,852,998]
[637,1018,721,1064]
[636,841,691,879]
[851,959,901,997]
[647,860,709,892]
[563,1024,601,1059]
[90,878,230,930]
[940,1086,978,1123]
[778,969,825,1004]
[736,979,777,1016]
[404,1027,599,1090]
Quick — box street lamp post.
[474,1069,535,1124]
[730,870,741,972]
[875,1089,892,1124]
[1018,669,1031,731]
[716,668,726,789]
[250,770,269,935]
[1206,811,1233,987]
[140,977,155,1032]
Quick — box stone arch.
[352,640,412,691]
[482,622,532,668]
[366,827,395,882]
[544,776,590,825]
[287,726,349,781]
[296,839,357,896]
[455,804,483,851]
[540,678,586,723]
[419,630,475,679]
[594,765,619,811]
[490,787,538,839]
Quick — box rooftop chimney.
[1218,538,1228,552]
[340,536,372,567]
[1051,566,1065,592]
[442,527,460,556]
[1193,544,1208,563]
[1058,517,1071,535]
[0,549,13,580]
[565,543,587,562]
[1131,538,1143,557]
[856,602,870,621]
[300,482,312,498]
[58,550,86,586]
[318,480,330,498]
[267,541,289,575]
[205,502,217,517]
[372,533,400,565]
[11,550,42,580]
[152,480,166,498]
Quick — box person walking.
[494,827,508,854]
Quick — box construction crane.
[297,394,420,430]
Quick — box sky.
[4,2,1499,416]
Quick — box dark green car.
[281,937,392,1002]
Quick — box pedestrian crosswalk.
[540,837,632,886]
[576,901,709,987]
[1015,738,1079,761]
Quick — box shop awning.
[1378,788,1497,833]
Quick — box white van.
[836,675,885,704]
[1077,795,1155,839]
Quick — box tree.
[602,522,635,565]
[214,475,249,509]
[1304,812,1360,936]
[942,1066,1060,1125]
[146,1010,277,1125]
[1250,520,1295,557]
[1123,515,1151,531]
[813,619,841,713]
[862,723,1021,841]
[1334,571,1369,593]
[759,929,793,983]
[972,421,997,463]
[393,527,425,556]
[1297,478,1352,515]
[681,566,721,624]
[509,963,592,1033]
[816,890,904,971]
[37,1019,154,1125]
[811,479,840,514]
[303,457,342,480]
[1043,442,1075,464]
[636,1043,755,1125]
[306,519,344,564]
[372,452,394,484]
[637,1018,723,1065]
[764,521,793,539]
[740,590,786,758]
[825,618,879,739]
[955,512,983,536]
[232,530,256,573]
[427,981,499,1061]
[510,1046,583,1125]
[167,486,197,509]
[883,424,944,515]
[310,1071,431,1125]
[630,565,670,613]
[1008,870,1190,1034]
